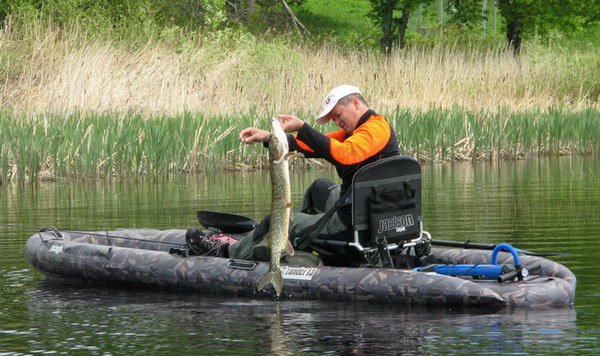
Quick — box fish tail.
[257,268,284,297]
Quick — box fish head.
[269,117,289,162]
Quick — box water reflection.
[1,157,599,354]
[0,169,327,233]
[423,158,600,248]
[20,282,579,354]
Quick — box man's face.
[329,100,359,134]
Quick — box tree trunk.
[506,18,522,55]
[497,0,523,56]
[280,0,310,35]
[396,2,412,49]
[379,0,399,54]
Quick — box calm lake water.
[1,157,599,354]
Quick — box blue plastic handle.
[414,264,504,278]
[491,243,520,266]
[414,242,522,281]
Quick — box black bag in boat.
[352,156,423,246]
[368,183,420,244]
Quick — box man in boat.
[188,84,400,266]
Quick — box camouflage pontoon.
[24,228,576,308]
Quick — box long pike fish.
[257,118,295,297]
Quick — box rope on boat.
[1,222,186,247]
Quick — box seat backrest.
[352,155,422,246]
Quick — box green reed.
[0,108,598,184]
[389,107,599,161]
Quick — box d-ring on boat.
[24,157,576,308]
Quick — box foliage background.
[0,0,598,182]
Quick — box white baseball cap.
[316,85,361,124]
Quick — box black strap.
[294,188,352,252]
[376,236,394,268]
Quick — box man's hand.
[239,128,270,144]
[277,115,305,133]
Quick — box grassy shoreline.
[1,21,598,118]
[1,20,599,184]
[1,108,597,184]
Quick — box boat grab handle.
[490,243,520,266]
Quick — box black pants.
[227,178,349,260]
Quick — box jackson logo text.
[377,214,415,233]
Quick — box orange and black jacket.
[287,109,399,194]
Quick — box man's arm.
[295,116,391,165]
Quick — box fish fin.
[257,271,271,291]
[257,269,284,297]
[285,239,295,256]
[272,271,283,297]
[285,151,304,160]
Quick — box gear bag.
[368,181,419,244]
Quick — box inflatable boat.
[24,227,576,308]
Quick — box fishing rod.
[1,223,187,247]
[430,239,569,257]
[194,210,568,258]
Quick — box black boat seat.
[352,155,422,244]
[308,155,430,267]
[300,155,431,267]
[349,155,430,266]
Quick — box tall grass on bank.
[0,19,598,118]
[0,108,598,184]
[391,108,599,162]
[0,113,252,184]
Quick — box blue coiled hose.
[414,243,525,282]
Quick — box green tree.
[226,0,255,23]
[0,0,227,34]
[225,0,308,35]
[497,0,600,55]
[370,0,432,54]
[447,0,600,55]
[446,0,485,30]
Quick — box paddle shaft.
[431,239,497,250]
[430,239,564,257]
[191,212,565,257]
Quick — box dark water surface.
[1,157,599,354]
